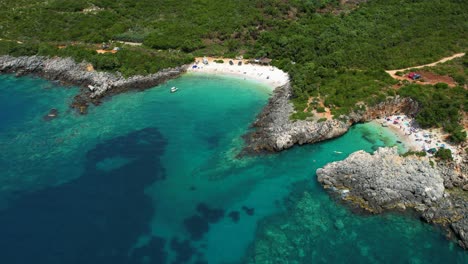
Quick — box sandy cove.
[374,115,465,163]
[186,57,289,88]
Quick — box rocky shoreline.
[2,54,467,251]
[317,147,468,249]
[243,82,419,153]
[0,55,188,113]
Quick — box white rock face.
[317,147,445,211]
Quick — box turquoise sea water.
[0,73,466,263]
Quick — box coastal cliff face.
[243,84,350,153]
[0,55,188,113]
[243,83,419,153]
[317,147,468,249]
[354,96,419,122]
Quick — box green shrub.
[317,118,327,122]
[290,111,313,121]
[434,148,453,161]
[401,151,427,157]
[449,127,467,143]
[316,107,326,113]
[434,82,449,90]
[453,74,466,85]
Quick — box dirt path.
[0,38,23,44]
[115,41,142,46]
[386,52,465,77]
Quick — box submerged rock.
[242,206,255,216]
[183,215,209,241]
[196,203,224,223]
[228,211,240,223]
[316,147,468,249]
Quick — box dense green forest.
[0,0,466,141]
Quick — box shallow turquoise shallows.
[0,73,466,264]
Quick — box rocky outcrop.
[243,82,419,153]
[0,55,188,113]
[317,148,445,212]
[356,97,419,121]
[438,156,468,189]
[317,147,468,249]
[243,84,349,153]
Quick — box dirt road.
[386,52,465,77]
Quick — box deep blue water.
[0,127,166,264]
[0,73,466,263]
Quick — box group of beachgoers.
[380,115,464,162]
[187,57,289,87]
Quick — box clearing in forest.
[386,53,465,87]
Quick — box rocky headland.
[0,55,188,113]
[317,147,468,249]
[243,82,419,153]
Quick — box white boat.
[170,87,178,93]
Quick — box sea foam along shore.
[186,57,289,88]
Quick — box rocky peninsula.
[243,82,419,153]
[317,147,468,249]
[0,55,188,113]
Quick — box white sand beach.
[186,57,289,88]
[376,115,464,162]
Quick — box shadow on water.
[0,127,168,264]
